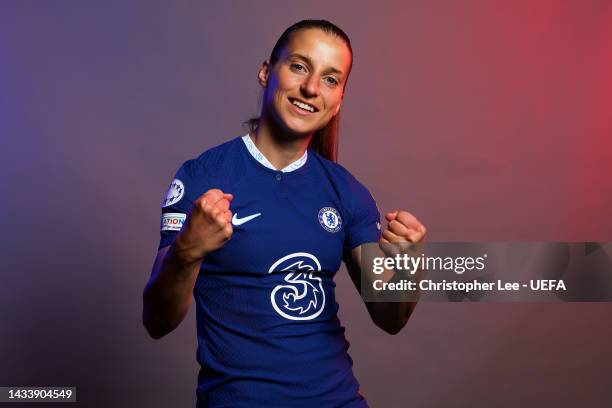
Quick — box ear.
[334,103,341,115]
[258,60,271,87]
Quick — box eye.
[324,76,339,86]
[290,63,306,72]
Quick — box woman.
[143,20,426,407]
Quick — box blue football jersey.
[159,134,381,407]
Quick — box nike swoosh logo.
[232,212,262,226]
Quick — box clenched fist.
[379,210,426,257]
[173,189,234,264]
[381,210,426,244]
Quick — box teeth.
[292,100,315,112]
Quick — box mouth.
[288,97,318,113]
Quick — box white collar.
[242,134,308,172]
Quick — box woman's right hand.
[172,189,234,264]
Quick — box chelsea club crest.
[318,207,342,233]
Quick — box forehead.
[281,28,352,73]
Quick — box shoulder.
[167,135,244,202]
[309,150,379,220]
[176,136,243,179]
[176,136,244,180]
[162,136,243,209]
[309,150,374,200]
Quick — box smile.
[288,97,318,113]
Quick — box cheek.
[275,71,299,91]
[323,93,342,114]
[271,80,292,104]
[264,79,288,112]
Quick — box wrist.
[167,234,207,267]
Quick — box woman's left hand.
[380,210,426,244]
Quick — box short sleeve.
[157,160,199,251]
[343,176,382,253]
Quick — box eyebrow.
[287,53,344,76]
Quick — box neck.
[250,114,311,170]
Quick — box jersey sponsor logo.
[318,207,342,233]
[162,179,184,208]
[231,212,261,226]
[268,253,325,321]
[161,213,186,232]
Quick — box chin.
[278,115,318,138]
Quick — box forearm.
[367,267,420,334]
[346,244,421,334]
[142,241,203,339]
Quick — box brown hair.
[244,20,353,162]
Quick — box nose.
[300,74,319,97]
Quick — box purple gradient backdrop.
[1,1,611,407]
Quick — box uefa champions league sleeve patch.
[318,207,342,233]
[162,178,185,208]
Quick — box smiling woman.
[256,26,350,144]
[142,19,426,408]
[246,20,353,162]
